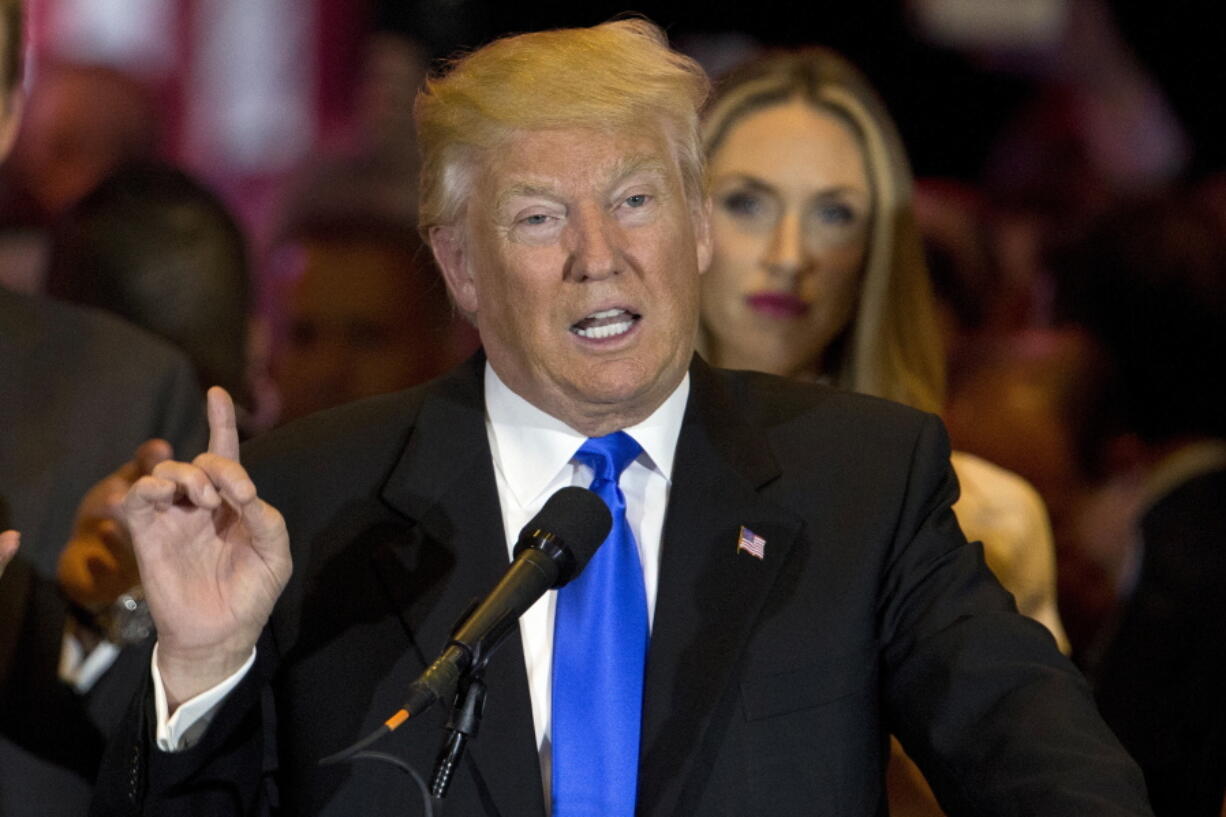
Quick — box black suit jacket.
[0,288,206,817]
[1094,465,1226,817]
[0,287,207,579]
[92,356,1152,816]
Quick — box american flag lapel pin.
[737,525,766,560]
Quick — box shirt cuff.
[59,628,121,693]
[151,642,257,752]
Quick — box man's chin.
[562,359,684,417]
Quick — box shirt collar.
[484,362,690,508]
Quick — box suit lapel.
[373,357,547,817]
[358,356,802,817]
[638,360,803,817]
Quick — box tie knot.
[575,431,642,483]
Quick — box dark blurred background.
[4,0,1222,280]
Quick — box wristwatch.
[95,586,155,646]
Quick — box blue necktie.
[551,431,648,817]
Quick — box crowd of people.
[1,0,1223,815]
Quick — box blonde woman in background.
[699,49,1069,814]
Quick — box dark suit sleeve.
[878,415,1153,817]
[89,635,277,817]
[0,563,106,780]
[88,389,431,817]
[1092,471,1226,817]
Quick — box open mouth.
[570,308,641,340]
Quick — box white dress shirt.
[153,362,689,769]
[484,364,687,798]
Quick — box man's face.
[274,238,459,422]
[433,125,711,434]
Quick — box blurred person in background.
[942,328,1127,658]
[698,48,1069,816]
[352,31,428,180]
[911,182,1138,657]
[0,61,156,292]
[1048,192,1226,817]
[0,3,207,814]
[4,63,155,220]
[970,0,1190,336]
[269,171,477,424]
[912,179,1019,372]
[44,159,280,628]
[264,29,471,427]
[43,162,272,435]
[0,0,205,601]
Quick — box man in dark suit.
[95,18,1153,817]
[0,4,206,813]
[1052,194,1226,817]
[0,201,208,817]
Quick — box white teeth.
[573,319,635,339]
[571,307,636,340]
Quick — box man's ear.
[429,225,479,316]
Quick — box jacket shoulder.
[715,368,935,440]
[239,388,429,514]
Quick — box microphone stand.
[320,489,610,809]
[428,671,488,812]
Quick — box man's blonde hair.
[415,18,710,235]
[702,48,945,413]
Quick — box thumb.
[135,438,174,476]
[240,499,287,556]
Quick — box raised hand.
[124,387,290,710]
[0,530,18,579]
[58,438,174,612]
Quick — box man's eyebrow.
[494,155,672,212]
[608,155,670,188]
[496,183,561,213]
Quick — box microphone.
[321,486,611,765]
[401,485,611,719]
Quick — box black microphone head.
[516,486,611,587]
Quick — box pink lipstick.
[745,292,810,319]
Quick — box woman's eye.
[722,191,762,217]
[815,201,859,226]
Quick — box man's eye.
[522,213,551,226]
[625,193,650,208]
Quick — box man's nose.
[763,210,807,282]
[567,205,622,282]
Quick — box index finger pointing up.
[207,386,241,461]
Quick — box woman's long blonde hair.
[702,48,945,413]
